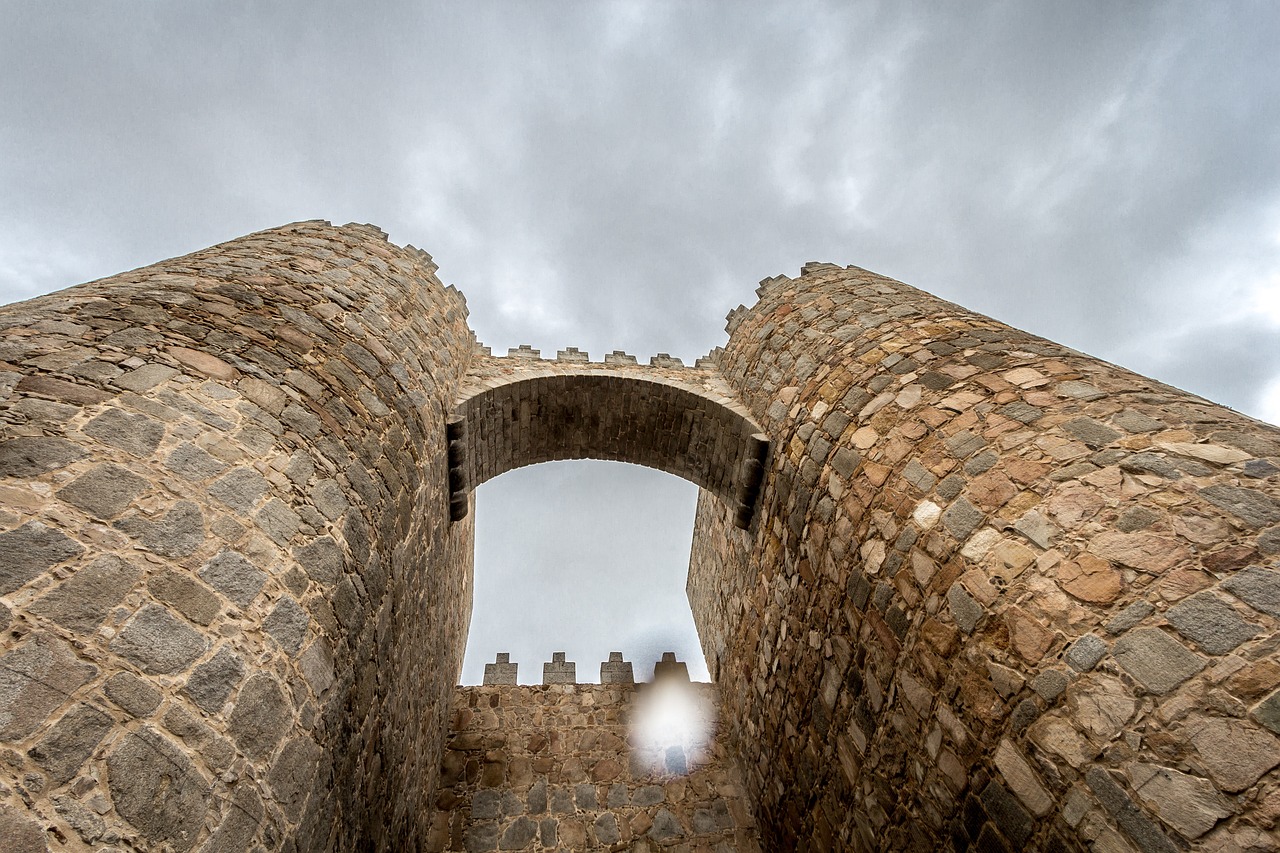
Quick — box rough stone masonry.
[1,221,1279,851]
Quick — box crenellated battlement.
[479,651,694,687]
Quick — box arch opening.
[459,459,710,685]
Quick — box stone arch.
[447,362,770,529]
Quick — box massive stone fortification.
[1,221,1278,852]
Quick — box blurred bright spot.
[631,679,715,777]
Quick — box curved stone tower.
[1,226,1278,851]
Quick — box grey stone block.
[147,570,221,626]
[484,652,518,686]
[183,647,245,714]
[1086,766,1180,853]
[200,782,264,853]
[543,652,576,685]
[27,702,113,784]
[208,466,269,512]
[1199,484,1280,528]
[947,583,983,634]
[295,537,342,587]
[0,436,85,477]
[980,780,1033,846]
[650,808,685,841]
[57,462,149,519]
[1222,565,1280,617]
[1113,627,1205,694]
[1065,634,1107,672]
[229,673,292,760]
[268,737,322,822]
[111,604,207,674]
[0,633,97,740]
[164,442,228,480]
[29,554,140,633]
[1167,592,1260,654]
[1062,417,1122,449]
[600,651,633,684]
[1120,453,1181,479]
[633,784,664,806]
[256,498,302,545]
[1106,600,1155,635]
[200,549,267,608]
[52,794,105,844]
[115,501,205,557]
[104,671,162,717]
[0,521,84,596]
[593,813,620,845]
[106,726,209,853]
[946,430,985,459]
[999,401,1044,424]
[1112,409,1165,433]
[264,596,309,654]
[1031,669,1069,701]
[83,407,165,457]
[942,496,984,540]
[574,782,596,809]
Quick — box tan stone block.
[994,739,1053,816]
[1056,554,1122,604]
[1088,531,1188,573]
[169,346,239,380]
[1006,606,1054,662]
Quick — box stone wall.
[428,684,761,852]
[5,225,1280,852]
[0,222,476,851]
[689,262,1280,850]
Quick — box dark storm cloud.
[3,1,1279,680]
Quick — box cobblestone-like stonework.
[0,222,475,850]
[428,684,761,852]
[690,262,1280,851]
[4,231,1280,851]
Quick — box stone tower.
[1,221,1278,851]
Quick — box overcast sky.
[3,2,1278,684]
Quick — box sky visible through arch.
[2,1,1279,684]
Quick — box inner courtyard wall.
[688,262,1280,851]
[427,683,761,852]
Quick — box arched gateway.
[1,221,1279,851]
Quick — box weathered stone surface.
[500,815,537,848]
[1199,484,1280,528]
[199,549,267,608]
[83,407,165,457]
[256,498,301,544]
[1222,565,1280,617]
[208,466,270,513]
[1057,553,1122,604]
[993,739,1052,817]
[1166,592,1260,654]
[0,435,85,476]
[1065,633,1107,672]
[0,803,46,853]
[228,673,292,760]
[1062,417,1121,449]
[107,726,210,851]
[200,782,264,853]
[148,570,221,626]
[1112,628,1204,694]
[0,520,84,595]
[28,554,140,632]
[295,536,343,586]
[268,736,322,821]
[53,793,106,844]
[1086,766,1180,853]
[1126,763,1231,840]
[104,670,162,717]
[56,461,149,518]
[942,496,984,540]
[264,595,309,654]
[27,701,113,784]
[0,632,97,738]
[1189,717,1280,792]
[115,500,205,557]
[165,441,228,480]
[1106,600,1155,635]
[111,604,207,674]
[650,808,684,840]
[183,646,245,714]
[1088,531,1187,573]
